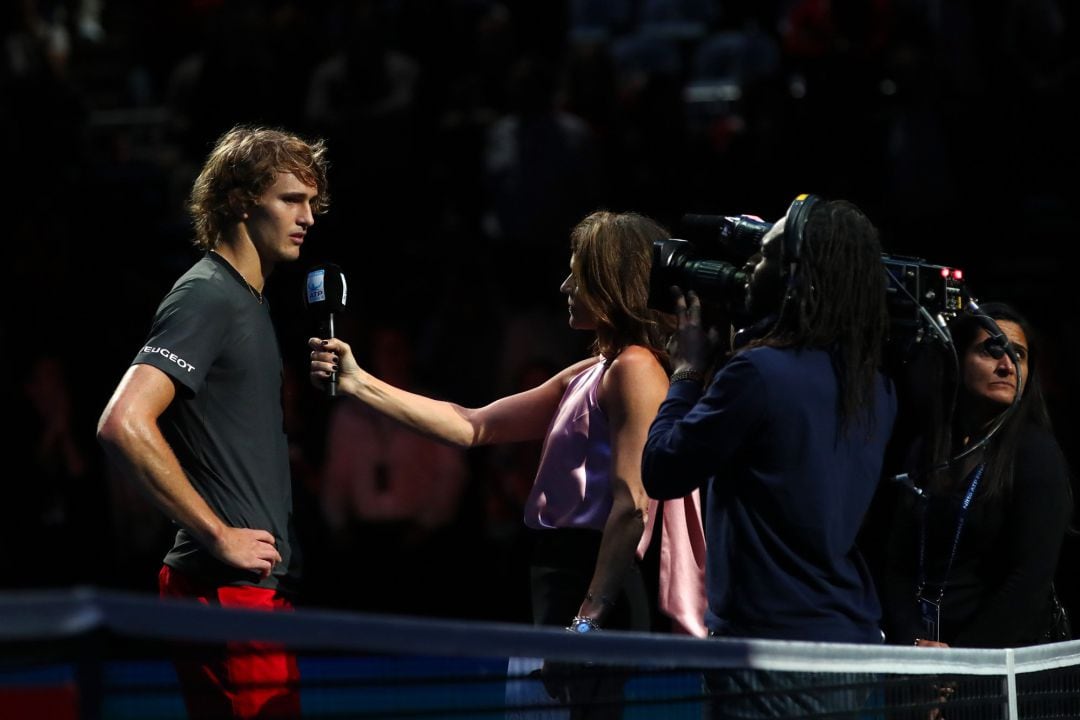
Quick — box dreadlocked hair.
[757,199,889,434]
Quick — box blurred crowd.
[1,0,1078,622]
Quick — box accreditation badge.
[918,596,941,643]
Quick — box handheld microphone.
[303,263,347,397]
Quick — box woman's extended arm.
[310,337,596,448]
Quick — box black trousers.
[528,527,652,720]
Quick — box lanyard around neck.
[916,462,986,604]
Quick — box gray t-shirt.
[133,252,301,591]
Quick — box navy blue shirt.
[643,346,896,643]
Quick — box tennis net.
[2,588,1079,719]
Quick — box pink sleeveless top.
[524,358,611,530]
[524,354,709,636]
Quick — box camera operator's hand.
[668,288,719,375]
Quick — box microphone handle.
[327,312,337,397]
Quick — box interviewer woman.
[310,211,682,717]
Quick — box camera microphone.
[303,263,347,397]
[680,214,771,259]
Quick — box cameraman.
[642,197,896,716]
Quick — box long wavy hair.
[752,199,889,434]
[188,126,330,251]
[570,211,672,369]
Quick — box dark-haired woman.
[882,302,1072,648]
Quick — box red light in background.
[940,267,950,278]
[953,269,964,281]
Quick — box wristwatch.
[567,616,601,634]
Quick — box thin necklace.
[243,276,264,304]
[246,283,264,304]
[210,250,264,304]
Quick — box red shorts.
[158,565,301,719]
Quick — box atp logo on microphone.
[303,263,346,315]
[306,269,326,304]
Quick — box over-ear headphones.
[780,193,821,266]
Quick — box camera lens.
[649,239,749,312]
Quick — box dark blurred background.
[0,0,1076,628]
